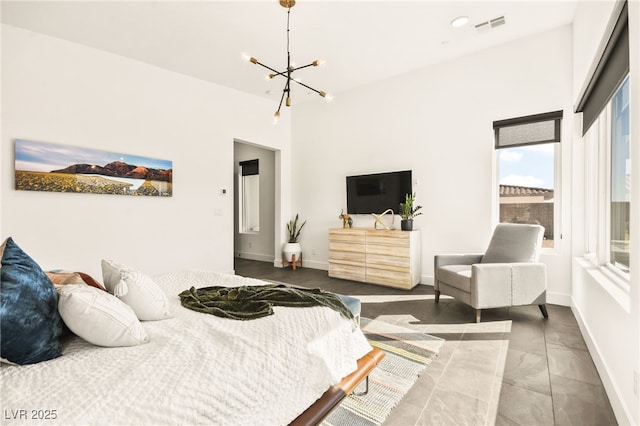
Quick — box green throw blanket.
[179,284,355,325]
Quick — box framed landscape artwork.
[15,139,173,197]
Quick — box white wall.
[234,141,276,262]
[572,0,619,98]
[1,24,291,280]
[292,25,574,304]
[571,1,640,424]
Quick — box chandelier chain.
[287,7,291,59]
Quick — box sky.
[498,144,554,190]
[15,139,172,173]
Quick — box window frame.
[238,159,260,234]
[494,110,563,254]
[495,142,561,254]
[606,75,631,279]
[582,75,631,282]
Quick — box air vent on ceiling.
[475,15,506,33]
[491,16,506,27]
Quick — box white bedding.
[1,270,372,425]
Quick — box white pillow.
[57,285,149,347]
[101,259,172,321]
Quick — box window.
[583,76,630,275]
[239,159,260,233]
[494,111,562,249]
[577,1,629,277]
[609,77,630,272]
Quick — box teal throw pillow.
[1,237,63,364]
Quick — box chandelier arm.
[276,82,287,112]
[252,59,286,76]
[286,75,293,105]
[269,70,289,79]
[291,79,325,96]
[290,62,317,72]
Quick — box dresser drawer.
[365,230,410,247]
[366,253,410,270]
[366,268,413,289]
[329,263,366,282]
[366,244,410,257]
[329,241,366,254]
[329,229,366,243]
[329,250,366,265]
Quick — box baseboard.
[547,291,572,307]
[234,252,274,263]
[295,261,434,285]
[297,259,328,271]
[571,299,633,426]
[420,275,434,286]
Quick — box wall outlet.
[249,241,253,249]
[312,248,317,255]
[634,371,639,396]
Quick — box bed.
[0,238,380,425]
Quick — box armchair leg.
[435,290,440,303]
[475,309,481,323]
[539,304,549,319]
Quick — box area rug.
[321,317,445,426]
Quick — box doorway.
[233,140,276,263]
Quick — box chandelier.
[244,0,330,122]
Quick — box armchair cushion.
[434,254,483,268]
[437,265,472,293]
[481,223,544,264]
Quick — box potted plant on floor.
[283,214,306,264]
[399,193,422,231]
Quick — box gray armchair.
[434,223,548,323]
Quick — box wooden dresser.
[328,228,421,289]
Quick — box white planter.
[283,242,302,262]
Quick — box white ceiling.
[1,0,578,105]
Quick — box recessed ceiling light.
[451,16,469,28]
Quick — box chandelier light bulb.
[312,59,326,67]
[241,53,258,64]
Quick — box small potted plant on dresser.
[399,193,422,231]
[283,214,306,269]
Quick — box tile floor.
[234,258,618,426]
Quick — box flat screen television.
[346,170,412,214]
